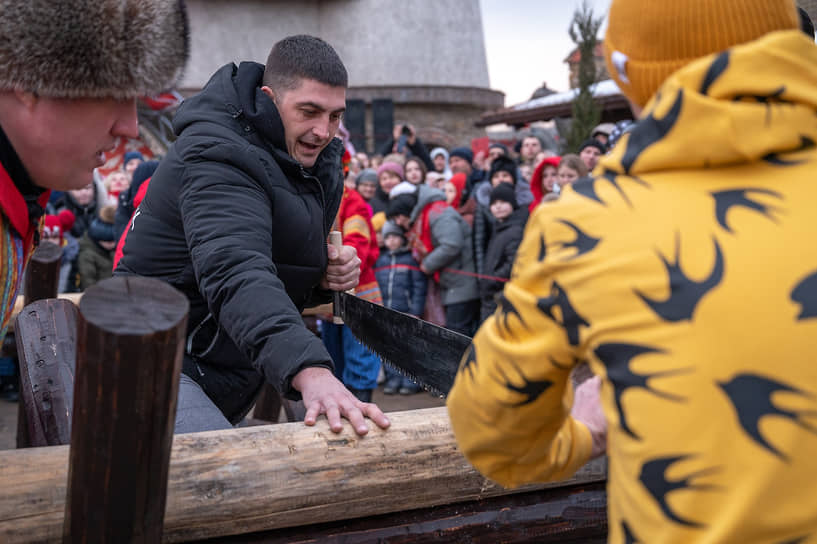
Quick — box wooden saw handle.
[328,231,344,324]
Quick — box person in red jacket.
[321,186,383,402]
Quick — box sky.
[480,0,612,106]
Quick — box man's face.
[580,146,602,170]
[262,78,346,168]
[449,156,471,175]
[491,170,514,187]
[520,137,542,161]
[357,180,376,200]
[433,154,447,173]
[7,93,139,191]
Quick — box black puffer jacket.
[479,207,528,321]
[115,62,343,422]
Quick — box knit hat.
[43,210,76,245]
[489,156,518,186]
[579,139,606,155]
[377,161,404,181]
[0,0,190,99]
[386,193,418,220]
[489,142,509,155]
[489,183,518,210]
[381,220,406,241]
[449,147,473,164]
[604,0,799,108]
[123,151,144,166]
[355,168,378,188]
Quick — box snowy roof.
[512,79,621,112]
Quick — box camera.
[401,125,411,136]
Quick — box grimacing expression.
[449,155,471,175]
[11,93,139,191]
[580,146,602,170]
[520,137,542,161]
[262,78,346,168]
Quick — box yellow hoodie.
[447,30,817,544]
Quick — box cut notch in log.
[65,276,189,543]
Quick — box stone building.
[179,0,503,152]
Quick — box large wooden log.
[0,407,607,543]
[64,276,189,542]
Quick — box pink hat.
[377,161,404,180]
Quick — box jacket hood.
[410,184,446,223]
[598,31,817,177]
[529,156,561,211]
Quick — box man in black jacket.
[116,35,390,436]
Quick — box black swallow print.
[493,293,528,339]
[548,354,581,371]
[764,136,815,166]
[553,219,600,260]
[639,455,720,528]
[572,169,648,207]
[778,537,807,544]
[621,89,684,175]
[733,86,795,127]
[622,520,639,544]
[711,188,782,233]
[791,271,817,320]
[537,281,590,346]
[459,343,478,381]
[635,235,724,322]
[538,233,547,262]
[718,373,817,461]
[495,361,553,407]
[700,51,730,95]
[595,343,686,439]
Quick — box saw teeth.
[358,340,446,398]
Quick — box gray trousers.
[174,373,233,434]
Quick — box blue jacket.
[374,247,427,317]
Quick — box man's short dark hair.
[263,35,348,92]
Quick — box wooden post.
[17,240,62,448]
[63,276,189,543]
[23,241,62,304]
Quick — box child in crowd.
[103,171,130,207]
[122,150,144,182]
[479,183,528,322]
[556,153,589,190]
[78,205,117,290]
[42,210,79,293]
[374,221,428,395]
[404,157,427,185]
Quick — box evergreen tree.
[566,1,604,153]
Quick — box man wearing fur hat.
[117,35,391,437]
[448,0,817,540]
[0,0,189,343]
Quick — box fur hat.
[489,156,518,186]
[449,147,474,164]
[604,0,799,108]
[0,0,190,99]
[489,183,518,210]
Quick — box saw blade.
[337,292,471,397]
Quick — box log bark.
[0,407,607,543]
[64,276,189,542]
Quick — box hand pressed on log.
[320,244,360,292]
[292,367,390,436]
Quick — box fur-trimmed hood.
[0,0,190,98]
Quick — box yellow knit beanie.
[603,0,800,108]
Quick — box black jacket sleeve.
[178,153,333,397]
[408,138,434,171]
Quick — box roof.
[476,80,629,127]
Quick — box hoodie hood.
[598,31,817,177]
[529,156,561,212]
[410,184,446,223]
[430,147,453,180]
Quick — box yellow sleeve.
[446,206,593,488]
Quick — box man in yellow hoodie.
[447,1,817,542]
